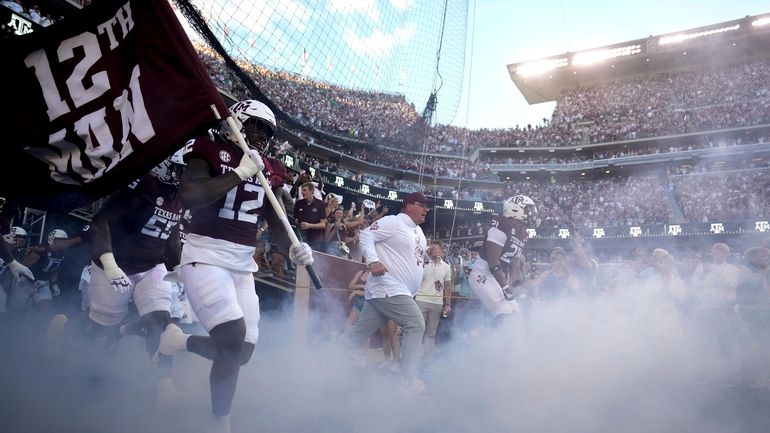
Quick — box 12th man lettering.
[22,2,155,184]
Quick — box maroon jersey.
[184,135,276,247]
[110,174,184,274]
[0,216,9,236]
[488,215,528,264]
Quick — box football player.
[0,224,34,314]
[8,228,69,313]
[157,100,313,433]
[468,195,537,326]
[46,150,187,403]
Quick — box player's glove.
[51,282,61,296]
[233,149,265,181]
[289,242,314,266]
[100,252,131,295]
[7,260,34,281]
[164,264,183,284]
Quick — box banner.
[305,251,368,340]
[0,0,228,212]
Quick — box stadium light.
[658,24,740,45]
[515,57,568,77]
[752,17,770,27]
[571,44,642,66]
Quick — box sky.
[453,0,770,130]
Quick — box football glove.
[7,260,34,281]
[289,242,314,266]
[164,264,183,284]
[233,149,265,181]
[100,252,131,295]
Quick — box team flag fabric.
[0,0,228,212]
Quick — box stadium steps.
[665,180,687,223]
[254,268,296,293]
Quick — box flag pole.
[211,105,323,290]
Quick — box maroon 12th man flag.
[0,0,228,212]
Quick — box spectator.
[294,182,326,251]
[414,239,452,365]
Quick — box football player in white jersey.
[469,195,537,326]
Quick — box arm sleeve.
[486,226,507,247]
[358,217,395,265]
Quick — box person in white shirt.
[691,243,741,305]
[414,240,452,364]
[344,192,430,397]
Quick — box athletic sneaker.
[45,314,68,356]
[159,323,189,355]
[399,377,434,399]
[349,350,367,367]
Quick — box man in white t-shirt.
[691,243,741,305]
[415,240,452,364]
[344,192,431,397]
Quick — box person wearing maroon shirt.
[158,100,313,433]
[294,182,326,251]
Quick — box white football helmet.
[48,229,69,246]
[4,226,27,246]
[151,148,186,185]
[221,100,277,152]
[502,195,538,223]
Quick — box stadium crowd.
[1,0,62,27]
[198,43,770,156]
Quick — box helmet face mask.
[503,195,538,224]
[222,100,277,153]
[242,117,274,153]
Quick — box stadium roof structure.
[508,13,770,104]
